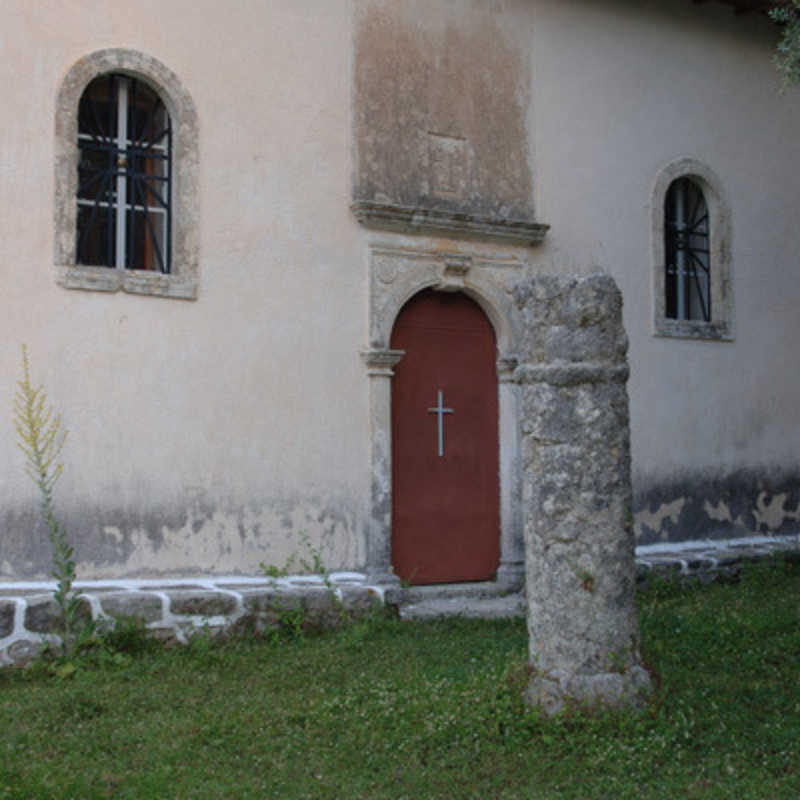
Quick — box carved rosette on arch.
[514,274,652,713]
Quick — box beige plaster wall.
[526,0,800,540]
[0,0,367,577]
[1,0,798,578]
[353,0,535,220]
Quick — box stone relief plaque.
[427,132,467,200]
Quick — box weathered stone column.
[361,348,405,585]
[496,356,525,589]
[514,275,651,713]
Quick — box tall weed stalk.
[13,345,80,653]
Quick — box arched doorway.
[390,289,500,584]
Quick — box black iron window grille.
[664,177,710,322]
[76,74,171,273]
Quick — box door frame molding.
[361,237,527,588]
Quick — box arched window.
[55,50,198,298]
[77,74,171,273]
[664,177,710,322]
[651,159,731,340]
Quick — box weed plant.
[259,533,355,637]
[0,560,798,798]
[12,346,81,654]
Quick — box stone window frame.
[651,158,732,341]
[55,49,199,299]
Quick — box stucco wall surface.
[0,0,367,578]
[0,0,798,579]
[353,0,535,221]
[526,0,800,542]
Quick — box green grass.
[1,560,799,799]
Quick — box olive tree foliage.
[772,1,800,87]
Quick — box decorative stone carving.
[360,349,405,376]
[361,348,406,585]
[437,254,472,292]
[496,356,519,384]
[363,240,527,588]
[375,255,399,285]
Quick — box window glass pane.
[77,76,119,268]
[127,81,165,143]
[76,204,115,267]
[128,209,166,272]
[77,146,115,203]
[78,76,117,141]
[664,178,710,322]
[76,73,171,273]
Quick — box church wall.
[0,0,368,578]
[353,0,536,223]
[527,0,800,542]
[0,0,798,580]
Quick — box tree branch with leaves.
[772,1,800,86]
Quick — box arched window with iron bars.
[664,177,710,322]
[76,74,171,273]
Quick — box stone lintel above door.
[352,201,549,247]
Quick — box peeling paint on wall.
[751,491,800,531]
[633,497,685,541]
[0,493,365,580]
[703,499,735,524]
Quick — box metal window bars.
[76,74,171,273]
[665,177,710,322]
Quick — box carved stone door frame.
[361,238,526,588]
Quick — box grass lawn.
[1,560,798,799]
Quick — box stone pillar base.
[526,667,653,716]
[365,569,401,587]
[495,562,525,591]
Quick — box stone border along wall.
[0,574,388,666]
[1,535,798,666]
[636,534,800,585]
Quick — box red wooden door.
[390,290,500,585]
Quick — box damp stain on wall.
[633,468,800,544]
[0,493,364,580]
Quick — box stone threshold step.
[397,581,525,621]
[398,592,525,621]
[401,581,517,603]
